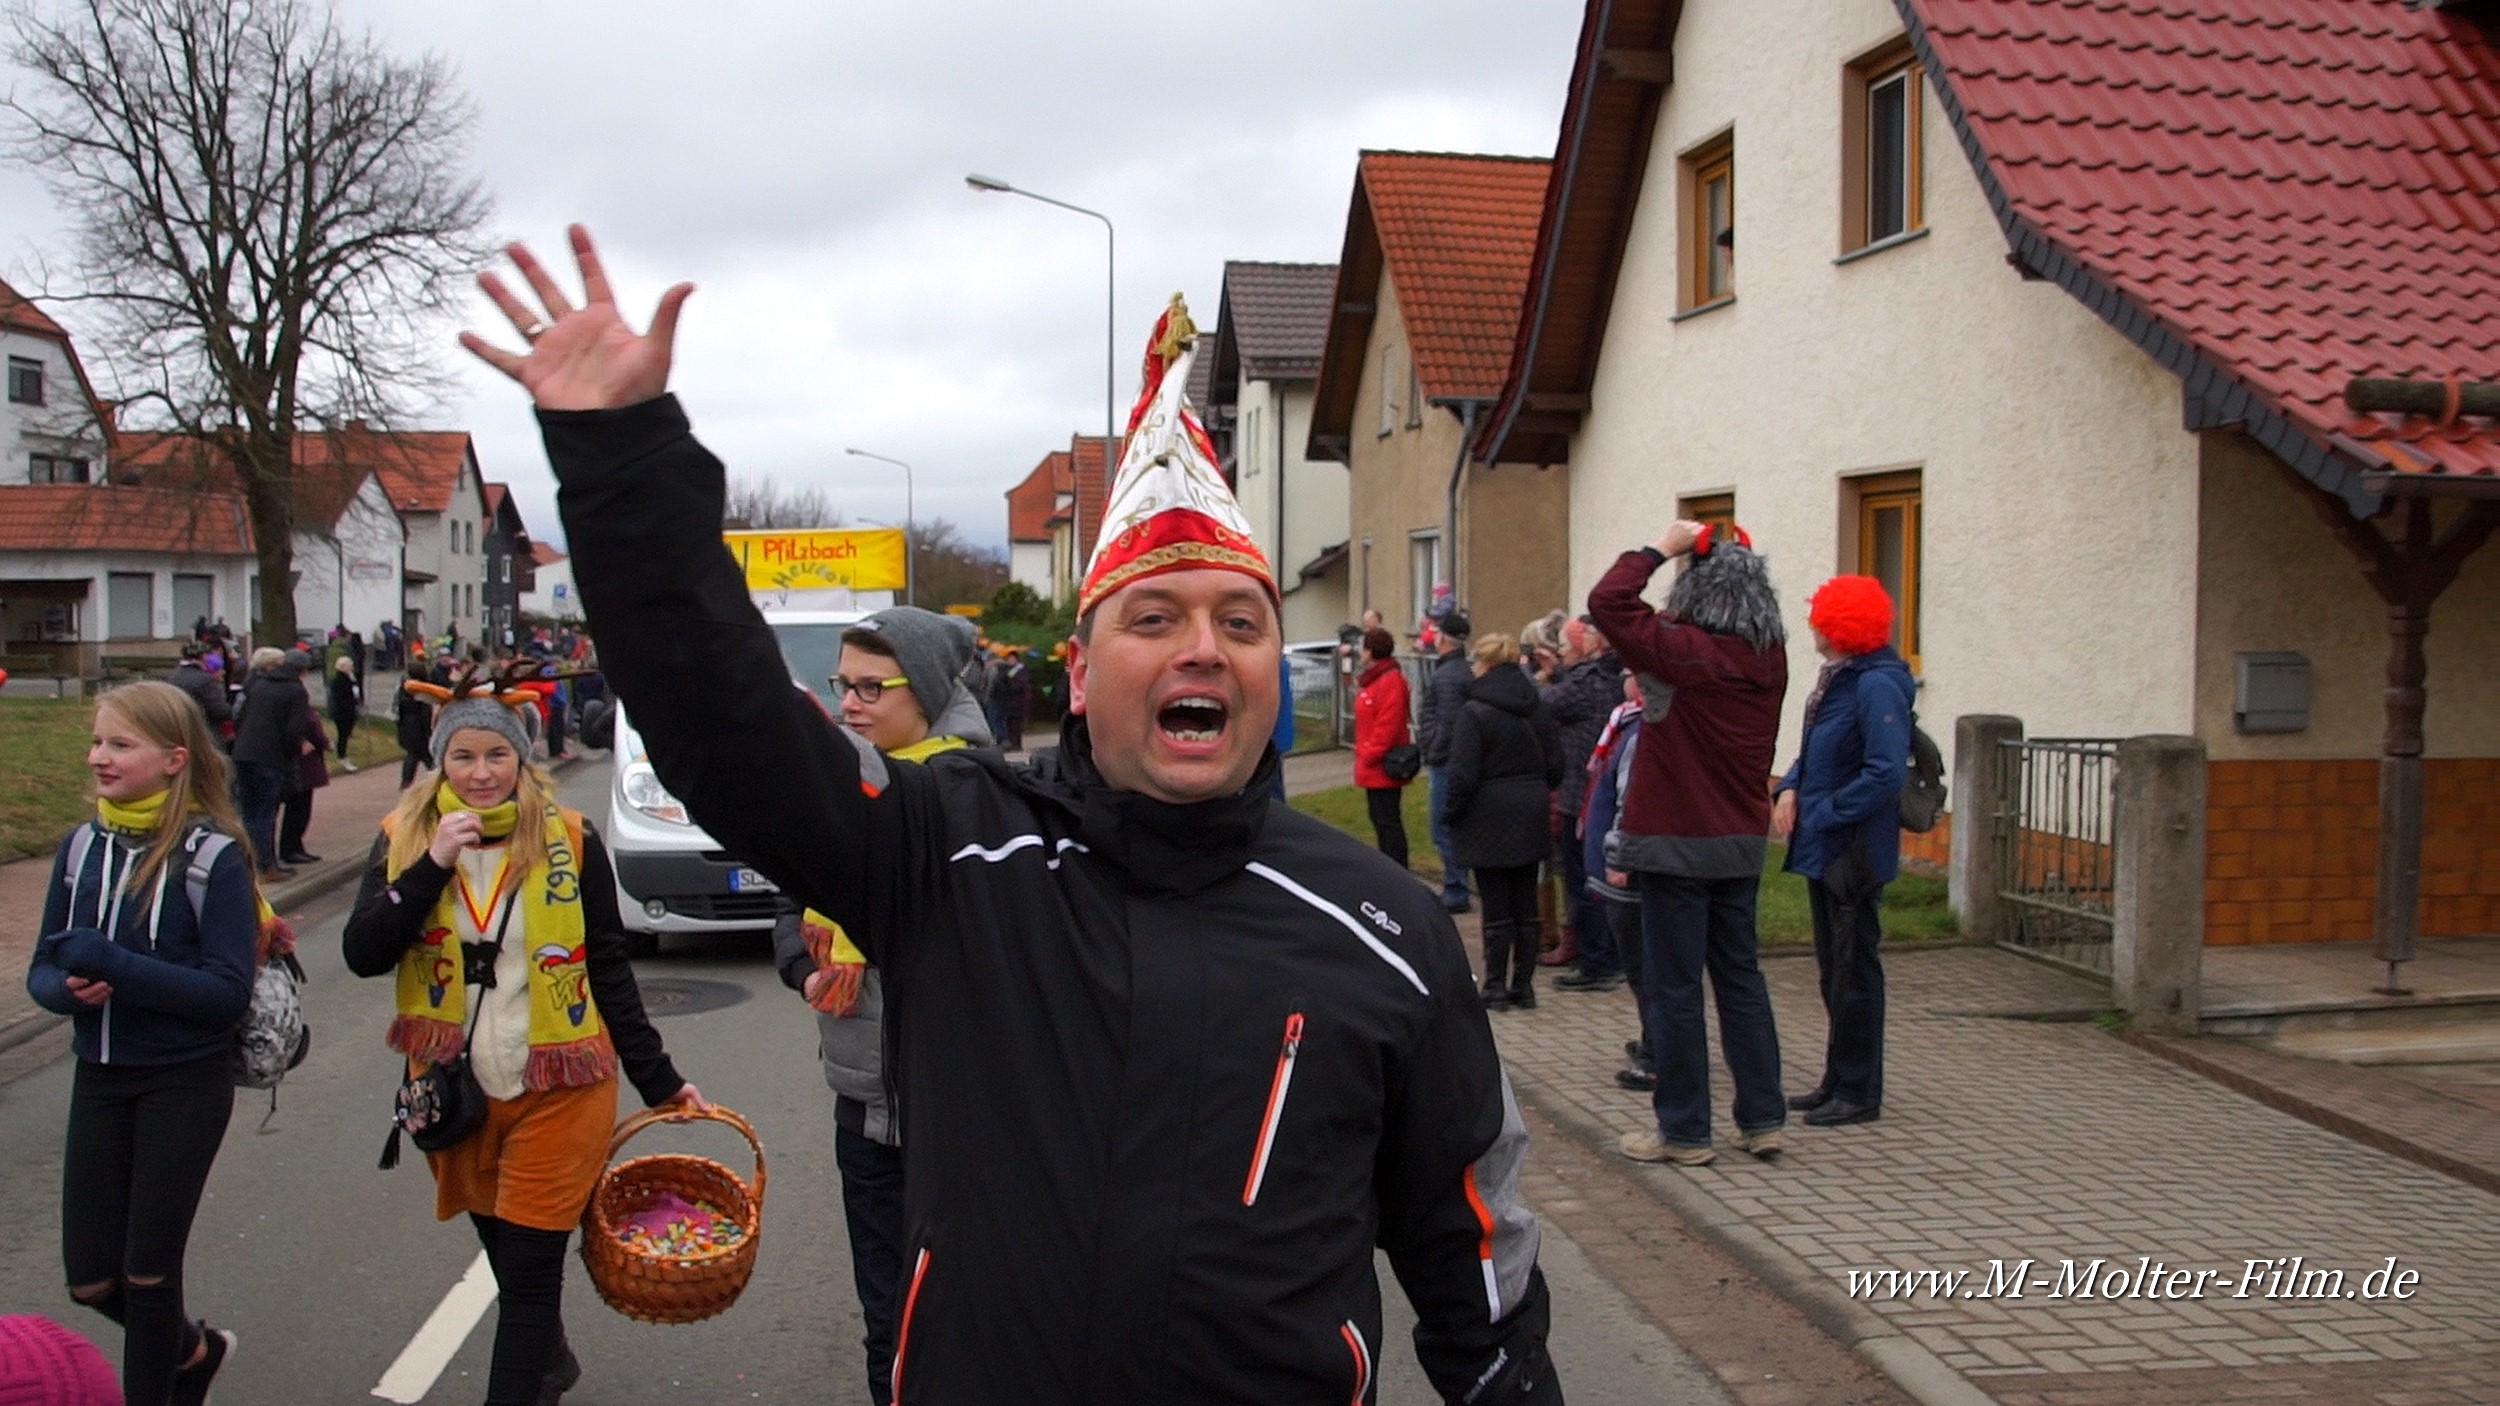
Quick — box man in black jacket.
[164,643,231,730]
[461,229,1560,1406]
[1544,622,1626,990]
[229,647,314,878]
[1416,612,1476,914]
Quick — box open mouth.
[1156,695,1230,746]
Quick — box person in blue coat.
[1771,576,1914,1129]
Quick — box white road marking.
[372,1251,498,1402]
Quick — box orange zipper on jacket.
[1242,1011,1305,1206]
[890,1247,930,1400]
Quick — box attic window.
[8,357,42,406]
[30,453,88,484]
[1680,134,1735,310]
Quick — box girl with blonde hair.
[344,678,702,1406]
[27,680,275,1404]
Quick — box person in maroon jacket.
[1586,520,1790,1167]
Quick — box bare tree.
[3,0,492,642]
[909,516,1007,611]
[722,476,845,531]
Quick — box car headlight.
[620,762,691,825]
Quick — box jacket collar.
[1029,714,1277,895]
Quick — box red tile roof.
[1006,448,1070,543]
[112,431,379,533]
[1360,153,1552,400]
[529,542,566,567]
[1907,0,2500,494]
[0,483,253,555]
[0,277,67,339]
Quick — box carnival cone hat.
[1076,294,1278,616]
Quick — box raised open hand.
[461,225,694,412]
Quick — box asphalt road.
[0,758,1731,1405]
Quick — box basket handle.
[608,1103,767,1207]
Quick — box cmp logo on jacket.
[534,943,591,1025]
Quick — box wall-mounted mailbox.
[2235,651,2310,734]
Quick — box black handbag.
[377,894,514,1170]
[1381,742,1423,784]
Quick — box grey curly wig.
[1663,544,1786,653]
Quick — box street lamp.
[965,172,1116,570]
[843,447,916,607]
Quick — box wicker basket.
[580,1104,766,1324]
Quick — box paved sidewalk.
[1479,930,2500,1405]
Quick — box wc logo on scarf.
[534,942,591,1026]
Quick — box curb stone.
[1507,1068,2001,1406]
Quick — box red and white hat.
[1077,295,1278,617]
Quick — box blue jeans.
[1560,833,1616,977]
[836,1124,905,1406]
[233,761,286,870]
[1808,877,1887,1107]
[1637,872,1785,1147]
[1426,767,1470,905]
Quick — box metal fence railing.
[1994,737,2121,978]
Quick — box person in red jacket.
[1587,519,1790,1168]
[1349,626,1415,868]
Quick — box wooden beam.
[1526,392,1592,413]
[2344,376,2500,419]
[1600,48,1674,84]
[1336,300,1374,317]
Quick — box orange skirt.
[426,1077,619,1232]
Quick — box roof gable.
[1307,152,1551,458]
[113,430,387,533]
[1209,262,1338,405]
[1480,0,1686,466]
[1006,448,1069,542]
[1903,0,2500,497]
[0,482,254,555]
[0,277,67,339]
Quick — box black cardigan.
[339,822,683,1108]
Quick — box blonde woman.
[343,684,703,1406]
[27,681,272,1404]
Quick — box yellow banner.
[726,528,907,592]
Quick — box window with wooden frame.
[1842,41,1924,253]
[1849,470,1922,669]
[1378,344,1400,438]
[1680,134,1735,310]
[1406,357,1423,430]
[1678,492,1736,540]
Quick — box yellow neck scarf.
[386,802,612,1089]
[801,734,967,1015]
[96,790,169,835]
[433,780,520,840]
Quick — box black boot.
[1509,936,1538,1009]
[539,1330,581,1404]
[1480,921,1516,1010]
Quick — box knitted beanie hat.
[0,1315,120,1406]
[429,694,536,767]
[850,607,979,728]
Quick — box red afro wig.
[1808,575,1895,656]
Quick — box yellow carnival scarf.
[95,794,293,960]
[385,798,613,1090]
[801,733,968,1015]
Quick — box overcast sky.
[1,0,1583,554]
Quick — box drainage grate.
[634,978,752,1018]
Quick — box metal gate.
[1995,738,2120,978]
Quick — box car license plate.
[728,867,777,894]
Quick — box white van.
[605,608,863,955]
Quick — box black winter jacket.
[164,661,231,727]
[339,823,685,1109]
[231,669,313,768]
[1443,665,1563,871]
[545,396,1559,1406]
[1418,649,1474,768]
[1540,655,1623,819]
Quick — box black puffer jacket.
[163,661,231,726]
[1418,649,1474,768]
[230,668,312,768]
[1540,654,1623,819]
[1443,664,1563,871]
[545,396,1561,1406]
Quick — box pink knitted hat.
[0,1316,121,1406]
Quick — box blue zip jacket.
[26,820,258,1066]
[1778,647,1916,885]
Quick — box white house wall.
[0,550,252,641]
[1236,377,1351,643]
[520,556,581,622]
[0,329,103,482]
[290,476,405,639]
[1565,0,2202,779]
[1008,541,1052,596]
